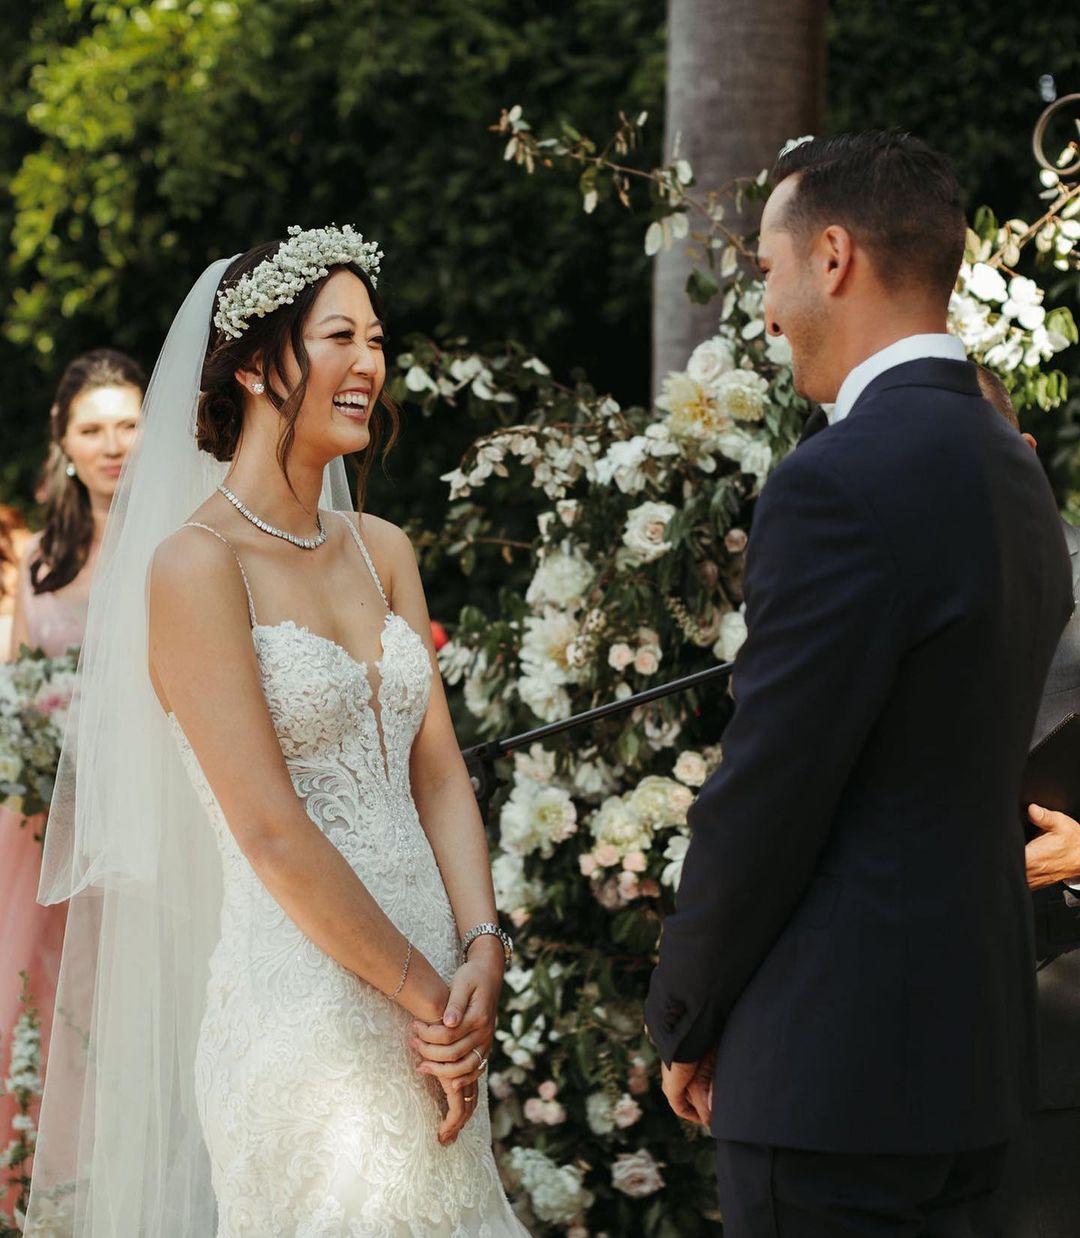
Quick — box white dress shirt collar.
[827,333,968,426]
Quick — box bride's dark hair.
[197,241,400,509]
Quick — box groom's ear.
[820,225,854,297]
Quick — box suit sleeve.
[644,452,907,1064]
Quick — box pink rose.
[608,642,634,671]
[523,1097,546,1124]
[724,527,748,554]
[538,1080,558,1101]
[633,647,660,676]
[622,850,647,873]
[594,843,620,868]
[579,853,598,877]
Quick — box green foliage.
[0,0,665,515]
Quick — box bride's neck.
[223,446,327,532]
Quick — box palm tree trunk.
[653,0,827,396]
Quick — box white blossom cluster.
[508,1146,594,1226]
[212,224,383,340]
[949,260,1073,374]
[0,650,77,815]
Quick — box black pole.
[460,659,734,825]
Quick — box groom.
[645,131,1074,1235]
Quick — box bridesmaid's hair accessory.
[213,225,383,340]
[390,940,413,999]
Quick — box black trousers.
[988,1107,1080,1237]
[715,1139,1008,1238]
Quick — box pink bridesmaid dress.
[1,536,89,1205]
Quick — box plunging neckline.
[252,610,405,782]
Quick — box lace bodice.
[165,513,526,1237]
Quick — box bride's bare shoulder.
[337,510,418,599]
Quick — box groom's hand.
[661,1050,715,1127]
[1026,803,1080,889]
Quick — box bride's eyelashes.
[329,330,387,347]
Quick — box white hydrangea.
[499,775,578,858]
[590,795,652,857]
[621,501,676,566]
[492,850,542,918]
[509,1147,594,1226]
[629,775,692,829]
[213,224,383,339]
[525,545,595,611]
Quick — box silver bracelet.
[390,941,413,999]
[461,921,513,966]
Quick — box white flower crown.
[213,224,384,340]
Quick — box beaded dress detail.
[167,513,527,1237]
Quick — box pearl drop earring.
[252,382,265,395]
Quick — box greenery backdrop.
[2,2,1079,578]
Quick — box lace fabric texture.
[167,516,528,1237]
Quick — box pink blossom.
[593,843,620,868]
[538,1080,558,1101]
[579,853,598,877]
[523,1097,546,1123]
[622,850,647,873]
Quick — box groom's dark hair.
[771,130,966,308]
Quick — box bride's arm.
[148,526,450,1023]
[365,520,505,1080]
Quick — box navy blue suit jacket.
[644,358,1073,1154]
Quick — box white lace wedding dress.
[166,513,528,1237]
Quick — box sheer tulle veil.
[26,257,353,1234]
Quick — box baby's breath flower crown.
[213,224,383,340]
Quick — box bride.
[26,229,529,1236]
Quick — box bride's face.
[284,270,386,459]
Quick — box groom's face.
[758,176,831,403]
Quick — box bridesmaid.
[0,349,144,1199]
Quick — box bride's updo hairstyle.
[197,240,400,507]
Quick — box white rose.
[622,501,676,566]
[713,607,748,661]
[630,775,692,828]
[611,1149,665,1198]
[594,436,650,494]
[499,777,577,858]
[686,336,736,388]
[526,546,595,611]
[657,373,729,450]
[673,750,708,787]
[608,642,634,671]
[520,611,584,683]
[713,368,769,423]
[613,1093,643,1128]
[633,647,660,676]
[590,795,651,854]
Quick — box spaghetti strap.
[335,512,389,608]
[181,522,258,627]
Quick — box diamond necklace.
[217,483,327,550]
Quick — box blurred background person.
[0,348,144,1205]
[977,363,1080,1238]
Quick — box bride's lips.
[332,387,373,423]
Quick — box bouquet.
[0,647,78,825]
